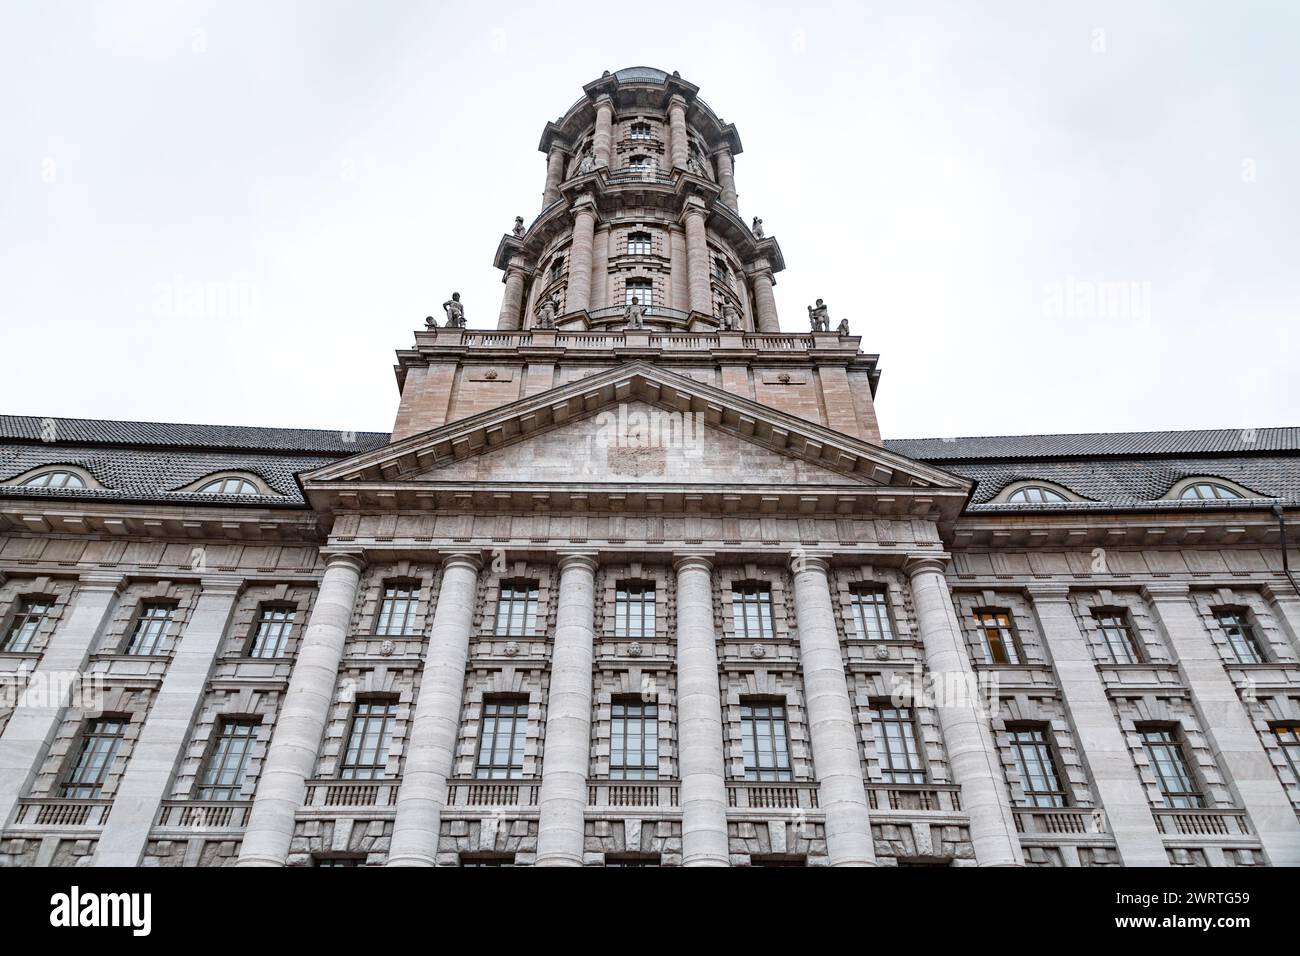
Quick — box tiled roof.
[0,415,389,454]
[884,427,1300,461]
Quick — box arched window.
[712,255,731,284]
[1177,481,1245,501]
[19,469,87,489]
[627,232,652,256]
[1006,485,1068,504]
[194,475,263,496]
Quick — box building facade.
[1,66,1299,868]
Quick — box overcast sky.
[3,0,1297,441]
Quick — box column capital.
[1139,582,1191,602]
[903,555,951,579]
[673,553,713,574]
[1024,582,1072,601]
[73,571,128,593]
[439,551,482,574]
[320,550,366,574]
[571,193,598,217]
[677,198,708,225]
[198,574,245,596]
[556,552,599,574]
[594,92,614,110]
[668,92,687,110]
[1261,582,1300,605]
[789,551,831,575]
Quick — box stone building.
[1,66,1299,868]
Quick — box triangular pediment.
[304,364,972,519]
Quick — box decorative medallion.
[627,641,643,658]
[750,643,766,658]
[874,644,890,661]
[504,640,520,657]
[379,639,396,657]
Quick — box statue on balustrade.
[576,150,595,176]
[752,216,764,238]
[535,295,559,329]
[837,317,850,336]
[442,292,466,328]
[424,315,438,329]
[512,216,525,238]
[624,296,646,329]
[720,303,741,332]
[807,298,830,332]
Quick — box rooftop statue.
[752,216,764,238]
[808,298,830,332]
[512,216,525,237]
[442,292,466,328]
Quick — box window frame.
[1213,607,1267,664]
[474,696,529,780]
[1169,477,1254,501]
[493,579,539,637]
[1005,724,1070,808]
[1138,726,1205,809]
[196,717,260,801]
[2,596,55,653]
[609,697,659,781]
[972,609,1023,665]
[339,698,398,781]
[613,580,656,639]
[15,467,91,490]
[739,698,794,782]
[731,583,775,641]
[245,603,296,658]
[1092,608,1144,664]
[626,231,652,256]
[61,717,128,799]
[123,601,176,656]
[375,582,420,637]
[623,278,654,307]
[868,702,926,784]
[849,587,895,641]
[1271,722,1300,786]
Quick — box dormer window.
[1007,485,1067,503]
[18,469,87,489]
[1177,480,1246,501]
[196,476,261,496]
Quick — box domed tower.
[494,66,782,334]
[391,67,881,445]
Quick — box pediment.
[303,362,972,517]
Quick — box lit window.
[1093,609,1143,664]
[474,697,528,779]
[2,597,53,653]
[494,580,539,636]
[610,698,658,780]
[247,604,295,658]
[624,279,654,307]
[1006,485,1068,503]
[626,231,652,256]
[850,589,894,640]
[629,122,652,140]
[973,610,1021,665]
[1006,726,1068,808]
[1178,481,1245,500]
[197,719,259,800]
[340,700,397,780]
[869,704,925,784]
[740,699,793,781]
[1139,727,1204,808]
[731,584,774,640]
[376,584,418,636]
[1214,608,1266,664]
[614,582,655,638]
[125,602,174,655]
[1272,723,1300,786]
[196,476,261,496]
[20,470,86,489]
[62,718,127,798]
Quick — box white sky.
[2,0,1297,441]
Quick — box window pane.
[494,581,539,637]
[869,704,925,783]
[731,585,774,640]
[197,720,259,800]
[1006,727,1067,808]
[974,611,1020,665]
[3,598,53,653]
[1215,609,1264,664]
[340,701,397,780]
[851,589,894,640]
[1140,728,1204,809]
[62,719,127,798]
[475,698,528,779]
[741,701,793,781]
[610,699,658,780]
[125,603,174,655]
[1094,611,1141,664]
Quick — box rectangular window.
[614,582,655,638]
[1214,609,1265,664]
[62,718,127,798]
[1006,726,1068,808]
[197,719,259,800]
[2,597,53,652]
[624,279,654,307]
[869,704,925,784]
[1139,727,1204,809]
[1273,723,1300,785]
[1093,610,1143,664]
[610,699,658,780]
[475,698,528,779]
[973,610,1021,665]
[494,580,539,636]
[125,602,174,656]
[375,584,418,636]
[339,700,397,780]
[629,122,652,140]
[851,589,895,641]
[247,604,296,658]
[740,700,793,781]
[626,232,652,256]
[731,584,775,640]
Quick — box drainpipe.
[1272,503,1300,597]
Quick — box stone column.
[1026,585,1168,866]
[566,196,597,314]
[387,553,481,866]
[592,227,610,311]
[592,95,614,169]
[905,558,1022,865]
[673,555,730,866]
[750,267,779,333]
[535,553,599,866]
[237,551,364,866]
[95,576,242,866]
[668,95,689,170]
[714,147,738,213]
[682,200,711,315]
[0,572,123,831]
[790,555,875,865]
[542,144,567,207]
[497,259,527,331]
[1143,584,1300,866]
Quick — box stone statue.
[535,295,558,329]
[807,298,830,332]
[720,303,741,331]
[424,315,438,329]
[576,150,595,175]
[624,296,645,329]
[752,216,764,238]
[687,152,707,178]
[512,216,525,237]
[836,317,850,336]
[442,292,466,328]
